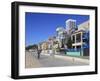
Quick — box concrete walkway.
[42,53,89,64]
[25,52,41,68]
[25,51,89,68]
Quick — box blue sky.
[25,12,89,46]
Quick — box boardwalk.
[25,51,89,68]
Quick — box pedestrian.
[64,45,68,54]
[37,48,41,59]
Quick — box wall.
[66,52,81,56]
[0,0,99,81]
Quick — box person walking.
[37,48,41,59]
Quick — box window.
[72,35,75,43]
[76,33,81,43]
[73,46,75,49]
[76,46,81,50]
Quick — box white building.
[78,20,89,31]
[56,27,68,48]
[56,27,65,39]
[56,27,64,48]
[66,19,77,34]
[71,20,89,56]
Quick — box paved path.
[25,52,41,68]
[25,51,89,68]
